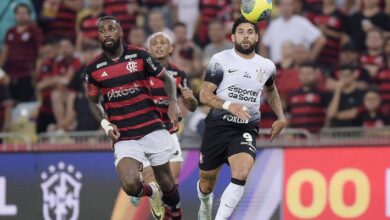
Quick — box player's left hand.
[168,100,182,125]
[178,84,194,100]
[270,119,287,142]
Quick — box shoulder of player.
[255,54,276,69]
[210,49,231,62]
[84,53,105,73]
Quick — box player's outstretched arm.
[161,71,182,123]
[200,81,250,120]
[265,76,287,142]
[178,84,198,112]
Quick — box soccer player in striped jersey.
[130,32,197,210]
[84,16,182,220]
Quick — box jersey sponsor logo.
[146,57,157,71]
[167,70,178,77]
[125,54,137,60]
[228,69,239,73]
[107,83,140,101]
[227,85,258,102]
[222,114,249,124]
[101,71,108,77]
[126,61,138,73]
[96,61,107,68]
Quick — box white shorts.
[142,133,183,168]
[113,129,176,167]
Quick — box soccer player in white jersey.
[197,16,287,220]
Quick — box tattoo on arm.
[162,72,177,102]
[200,82,224,109]
[200,172,217,182]
[184,97,198,112]
[266,84,286,120]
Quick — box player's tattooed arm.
[265,75,286,120]
[161,70,178,102]
[199,81,224,109]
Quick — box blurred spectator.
[142,0,174,27]
[326,65,366,127]
[50,38,81,132]
[301,0,323,21]
[0,3,43,102]
[104,0,142,40]
[326,42,371,91]
[287,63,329,133]
[314,0,349,72]
[76,0,105,51]
[347,0,390,51]
[39,0,82,42]
[0,0,36,49]
[375,37,390,115]
[128,26,146,48]
[259,97,276,129]
[193,0,229,47]
[261,0,326,63]
[360,28,385,77]
[217,0,241,38]
[202,20,233,67]
[147,9,175,39]
[35,38,59,133]
[357,89,388,128]
[171,22,203,78]
[0,70,13,132]
[179,105,208,149]
[172,0,199,38]
[65,43,102,132]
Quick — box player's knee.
[121,179,141,196]
[199,180,214,194]
[231,167,251,181]
[156,175,175,193]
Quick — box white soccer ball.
[241,0,273,23]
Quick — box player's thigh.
[228,153,255,180]
[199,166,222,193]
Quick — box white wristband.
[222,101,231,110]
[101,119,114,135]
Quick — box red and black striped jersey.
[375,68,390,115]
[84,44,166,140]
[37,58,56,113]
[149,63,190,133]
[44,1,78,41]
[287,88,329,133]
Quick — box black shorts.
[199,125,258,171]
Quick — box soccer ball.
[241,0,272,23]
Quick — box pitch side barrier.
[1,127,390,152]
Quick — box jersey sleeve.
[204,56,224,86]
[265,62,277,87]
[83,65,99,97]
[140,50,165,78]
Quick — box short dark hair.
[98,16,121,26]
[232,16,258,34]
[14,3,31,14]
[173,22,186,29]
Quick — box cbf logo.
[40,161,82,220]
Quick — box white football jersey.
[204,48,276,126]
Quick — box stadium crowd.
[0,0,390,143]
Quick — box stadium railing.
[1,127,390,152]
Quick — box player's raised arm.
[264,73,287,142]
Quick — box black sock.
[162,184,181,210]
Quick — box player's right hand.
[228,103,251,121]
[108,124,120,141]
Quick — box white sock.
[215,181,245,220]
[197,180,212,207]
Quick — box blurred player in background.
[84,16,182,220]
[197,17,287,220]
[129,31,198,214]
